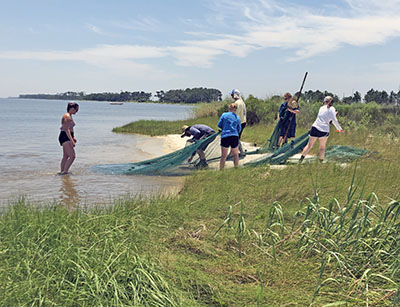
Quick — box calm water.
[0,98,192,208]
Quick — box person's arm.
[278,103,287,120]
[330,108,343,132]
[277,104,283,120]
[288,108,300,114]
[217,115,223,129]
[237,117,242,134]
[191,127,201,140]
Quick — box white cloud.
[0,45,167,62]
[0,45,169,78]
[200,0,400,61]
[1,0,400,69]
[168,45,224,68]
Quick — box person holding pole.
[277,92,300,147]
[299,96,344,163]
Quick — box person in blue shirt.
[277,92,300,147]
[217,103,242,170]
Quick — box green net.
[246,142,368,167]
[318,145,368,162]
[93,119,369,176]
[245,132,309,166]
[92,132,221,175]
[247,110,294,154]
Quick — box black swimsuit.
[59,131,74,146]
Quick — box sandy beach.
[152,134,272,170]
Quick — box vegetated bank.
[1,98,400,306]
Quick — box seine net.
[92,132,221,175]
[92,118,368,175]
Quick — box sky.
[1,0,400,99]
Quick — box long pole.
[296,71,308,103]
[282,72,308,145]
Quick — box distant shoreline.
[11,97,200,106]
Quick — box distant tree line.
[19,87,399,105]
[301,89,399,105]
[19,87,222,103]
[155,88,222,103]
[19,91,151,102]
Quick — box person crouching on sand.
[58,102,79,175]
[299,96,343,163]
[218,103,241,170]
[181,124,215,169]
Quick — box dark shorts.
[280,122,296,138]
[309,126,329,138]
[59,131,74,146]
[221,136,239,148]
[239,123,246,139]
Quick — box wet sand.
[155,134,269,169]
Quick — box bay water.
[0,98,192,209]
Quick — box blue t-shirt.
[217,112,241,138]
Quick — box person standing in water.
[299,96,343,163]
[58,102,79,175]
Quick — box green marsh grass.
[112,117,219,136]
[0,200,185,306]
[112,102,223,136]
[3,111,400,305]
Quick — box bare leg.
[61,141,76,173]
[60,144,69,172]
[231,147,239,167]
[220,147,229,170]
[197,149,206,160]
[277,136,283,147]
[318,137,329,161]
[301,136,318,157]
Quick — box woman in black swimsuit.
[59,102,79,175]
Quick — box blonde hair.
[228,103,237,112]
[323,96,333,105]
